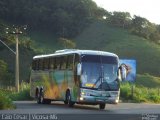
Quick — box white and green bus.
[30,49,125,109]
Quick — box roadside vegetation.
[0,90,15,110]
[0,82,31,110]
[120,74,160,103]
[9,82,32,101]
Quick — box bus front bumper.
[77,88,120,104]
[78,95,119,104]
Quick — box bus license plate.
[96,99,104,102]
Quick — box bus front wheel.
[66,91,75,107]
[64,92,69,104]
[99,103,106,109]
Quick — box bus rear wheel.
[37,91,43,104]
[99,103,106,109]
[37,89,51,104]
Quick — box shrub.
[120,82,160,103]
[9,83,32,101]
[120,83,132,100]
[0,90,15,110]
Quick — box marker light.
[81,92,85,95]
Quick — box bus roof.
[33,49,118,59]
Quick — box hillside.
[75,20,160,76]
[136,74,160,88]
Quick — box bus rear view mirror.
[119,64,127,81]
[77,63,82,75]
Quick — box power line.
[0,39,16,55]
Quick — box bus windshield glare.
[81,55,119,90]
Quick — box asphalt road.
[0,101,160,120]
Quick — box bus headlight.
[80,97,84,101]
[115,99,119,103]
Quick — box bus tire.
[66,91,75,107]
[64,92,69,104]
[37,89,44,104]
[35,88,39,98]
[43,99,51,104]
[37,91,42,104]
[99,103,106,109]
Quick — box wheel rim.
[40,95,43,103]
[100,104,105,109]
[37,93,40,103]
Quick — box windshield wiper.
[92,76,101,88]
[99,80,111,91]
[92,76,111,90]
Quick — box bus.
[30,49,125,109]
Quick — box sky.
[93,0,160,25]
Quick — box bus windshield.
[81,55,119,90]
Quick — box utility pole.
[15,29,19,92]
[5,25,27,92]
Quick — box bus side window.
[42,58,45,70]
[37,59,40,70]
[61,56,66,70]
[53,57,56,69]
[67,55,73,70]
[49,57,54,70]
[32,60,36,70]
[54,57,58,69]
[39,59,43,70]
[57,57,61,70]
[48,58,51,70]
[44,58,49,70]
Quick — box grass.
[120,82,160,103]
[9,88,32,101]
[0,82,32,110]
[0,90,15,110]
[8,83,32,101]
[136,74,160,88]
[120,74,160,103]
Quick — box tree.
[0,60,13,86]
[0,0,104,38]
[149,32,160,43]
[108,12,132,28]
[59,38,76,49]
[131,16,158,40]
